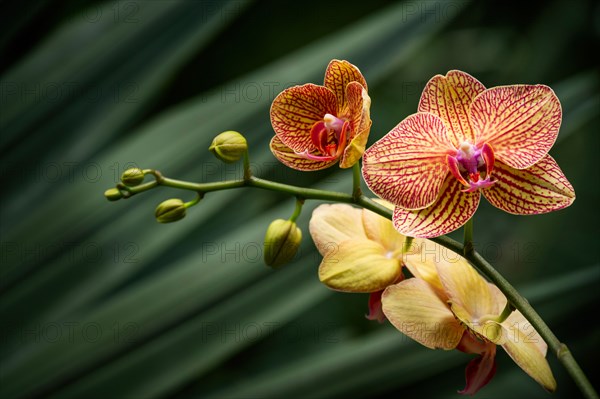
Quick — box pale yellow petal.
[436,257,498,323]
[382,278,465,350]
[502,306,548,357]
[361,199,405,253]
[318,239,401,293]
[500,324,556,392]
[309,204,366,255]
[402,238,450,293]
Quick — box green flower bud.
[155,199,186,223]
[104,188,123,201]
[264,219,302,268]
[209,131,248,163]
[121,168,145,186]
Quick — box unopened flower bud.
[264,219,302,268]
[121,168,145,186]
[104,188,123,201]
[155,199,186,223]
[209,131,247,163]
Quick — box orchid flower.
[309,201,444,322]
[362,70,575,238]
[382,255,556,395]
[270,60,372,170]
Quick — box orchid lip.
[324,113,344,134]
[447,142,496,192]
[304,114,350,161]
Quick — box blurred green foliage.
[1,0,598,398]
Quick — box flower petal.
[382,278,465,350]
[324,59,368,109]
[361,200,405,253]
[482,156,575,215]
[392,175,480,238]
[339,120,371,168]
[338,82,372,169]
[318,239,402,293]
[309,203,367,256]
[270,136,337,171]
[435,256,500,323]
[498,294,548,357]
[500,324,557,392]
[366,290,387,323]
[459,349,497,395]
[471,85,561,169]
[362,113,454,210]
[270,84,338,153]
[418,70,486,147]
[342,81,370,138]
[403,239,449,294]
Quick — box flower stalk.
[109,170,597,399]
[463,218,474,256]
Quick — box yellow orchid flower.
[382,256,556,395]
[270,60,372,170]
[309,201,447,322]
[362,70,575,238]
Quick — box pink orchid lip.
[447,142,497,193]
[299,114,350,161]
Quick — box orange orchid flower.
[362,70,575,238]
[270,60,372,170]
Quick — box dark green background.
[1,0,598,398]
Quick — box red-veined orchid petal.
[392,176,480,238]
[418,70,486,147]
[324,59,368,109]
[471,85,561,169]
[270,83,338,153]
[318,239,402,293]
[270,136,337,171]
[482,155,575,215]
[310,121,329,154]
[366,290,386,323]
[362,113,454,210]
[333,121,349,159]
[339,119,371,168]
[382,278,465,350]
[447,155,469,186]
[481,142,495,177]
[338,83,371,168]
[309,203,367,255]
[499,323,557,392]
[343,82,364,125]
[341,82,369,139]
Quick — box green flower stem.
[402,236,414,255]
[243,148,251,181]
[466,251,597,399]
[114,171,597,399]
[495,302,515,324]
[463,218,474,256]
[352,162,362,199]
[184,192,204,208]
[289,198,304,223]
